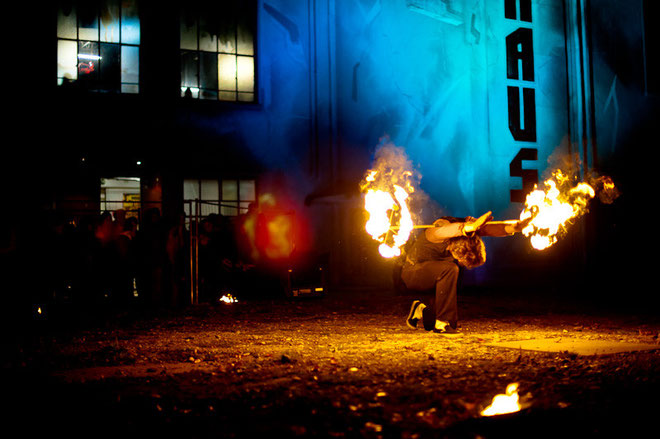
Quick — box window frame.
[56,0,141,94]
[179,1,258,104]
[183,178,257,218]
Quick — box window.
[183,179,256,217]
[180,1,256,102]
[57,0,140,93]
[100,177,141,217]
[221,179,256,216]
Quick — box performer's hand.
[513,216,533,233]
[464,211,492,234]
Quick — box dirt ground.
[5,287,660,438]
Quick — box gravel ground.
[5,287,660,438]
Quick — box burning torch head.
[448,235,486,269]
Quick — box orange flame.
[519,170,595,250]
[481,383,521,416]
[363,183,414,258]
[219,293,238,304]
[360,141,418,258]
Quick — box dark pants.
[401,260,459,330]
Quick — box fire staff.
[403,211,530,336]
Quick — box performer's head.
[448,235,486,269]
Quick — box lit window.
[57,0,140,93]
[183,179,256,217]
[100,177,141,216]
[221,179,256,216]
[180,2,256,102]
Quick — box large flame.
[360,140,418,258]
[481,383,521,416]
[364,182,414,258]
[519,170,595,250]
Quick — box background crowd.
[2,207,265,326]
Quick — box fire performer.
[403,211,530,336]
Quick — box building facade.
[4,0,656,311]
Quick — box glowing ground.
[7,288,660,438]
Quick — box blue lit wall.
[163,0,579,287]
[331,0,570,285]
[335,0,567,216]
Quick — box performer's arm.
[478,218,532,237]
[425,220,463,242]
[426,211,493,243]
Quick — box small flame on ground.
[219,294,238,304]
[519,170,595,250]
[481,383,521,416]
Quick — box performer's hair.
[448,235,486,269]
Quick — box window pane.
[100,43,121,92]
[218,9,236,53]
[183,179,199,200]
[239,201,251,215]
[181,51,199,92]
[180,14,198,50]
[219,91,236,101]
[57,3,77,39]
[201,179,219,200]
[121,0,140,45]
[57,40,78,82]
[237,2,254,55]
[220,201,238,216]
[221,202,238,217]
[199,16,218,52]
[237,56,254,92]
[200,90,218,100]
[200,52,218,98]
[237,19,253,55]
[239,180,255,201]
[201,180,219,216]
[78,41,99,84]
[202,203,220,217]
[78,3,99,41]
[183,179,198,216]
[100,0,120,43]
[222,180,238,200]
[121,45,139,86]
[121,84,139,94]
[218,54,236,91]
[238,92,254,102]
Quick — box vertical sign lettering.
[506,0,538,202]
